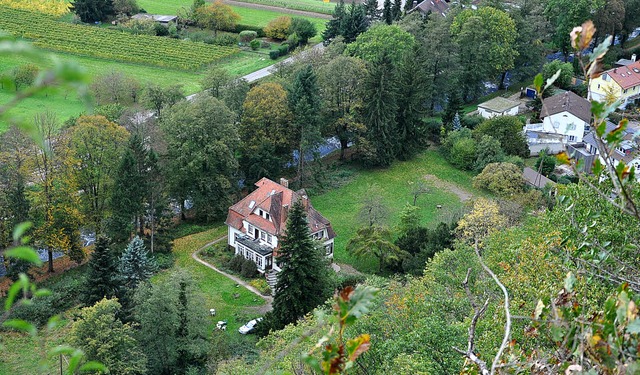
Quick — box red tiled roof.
[605,60,640,90]
[225,177,336,239]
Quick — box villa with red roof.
[225,177,335,284]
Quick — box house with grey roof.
[407,0,450,17]
[540,91,591,143]
[477,97,520,119]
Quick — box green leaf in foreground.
[4,246,43,266]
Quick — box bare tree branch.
[473,240,511,374]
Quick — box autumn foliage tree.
[265,16,292,40]
[195,0,240,36]
[239,82,293,185]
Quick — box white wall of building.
[542,112,588,142]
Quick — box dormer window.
[265,212,270,220]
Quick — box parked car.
[238,318,263,334]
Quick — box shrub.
[260,40,270,48]
[450,138,477,170]
[239,30,257,43]
[154,23,169,36]
[240,258,257,278]
[249,278,271,295]
[337,274,367,290]
[269,50,280,59]
[473,162,526,197]
[542,60,574,89]
[264,16,291,40]
[289,17,316,44]
[249,39,260,50]
[286,32,300,48]
[278,43,289,56]
[152,252,176,270]
[12,63,39,91]
[227,254,245,273]
[214,33,238,46]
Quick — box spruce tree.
[391,0,402,21]
[323,0,346,40]
[364,0,379,21]
[342,2,369,43]
[288,65,322,187]
[272,200,332,326]
[84,236,119,305]
[362,52,399,167]
[453,112,461,131]
[396,48,428,159]
[118,236,156,290]
[382,0,393,24]
[109,133,148,245]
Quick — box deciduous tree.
[239,82,293,186]
[347,225,407,273]
[70,298,147,375]
[195,0,240,36]
[67,115,129,230]
[265,16,292,40]
[71,0,115,23]
[474,116,529,158]
[318,56,367,160]
[161,95,239,221]
[450,7,518,99]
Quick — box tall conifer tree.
[84,236,119,305]
[272,200,332,326]
[362,52,399,166]
[288,65,322,187]
[382,0,393,24]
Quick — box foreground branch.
[454,268,491,375]
[473,240,511,374]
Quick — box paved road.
[191,235,274,311]
[242,42,325,83]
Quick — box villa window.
[260,231,266,241]
[267,234,272,244]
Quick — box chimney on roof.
[614,68,618,73]
[301,195,309,210]
[412,0,417,7]
[633,54,637,62]
[279,178,288,188]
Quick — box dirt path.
[424,175,473,202]
[223,0,333,19]
[192,235,273,313]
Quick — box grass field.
[311,150,480,273]
[153,226,266,333]
[136,0,327,33]
[0,49,282,130]
[231,0,335,15]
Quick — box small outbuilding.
[131,14,178,24]
[477,97,520,119]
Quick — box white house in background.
[225,177,335,290]
[540,91,591,143]
[477,97,520,119]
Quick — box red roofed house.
[225,177,335,283]
[589,58,640,109]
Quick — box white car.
[238,318,263,334]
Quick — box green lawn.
[0,49,282,130]
[153,226,266,333]
[136,0,327,33]
[311,150,480,273]
[231,0,335,15]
